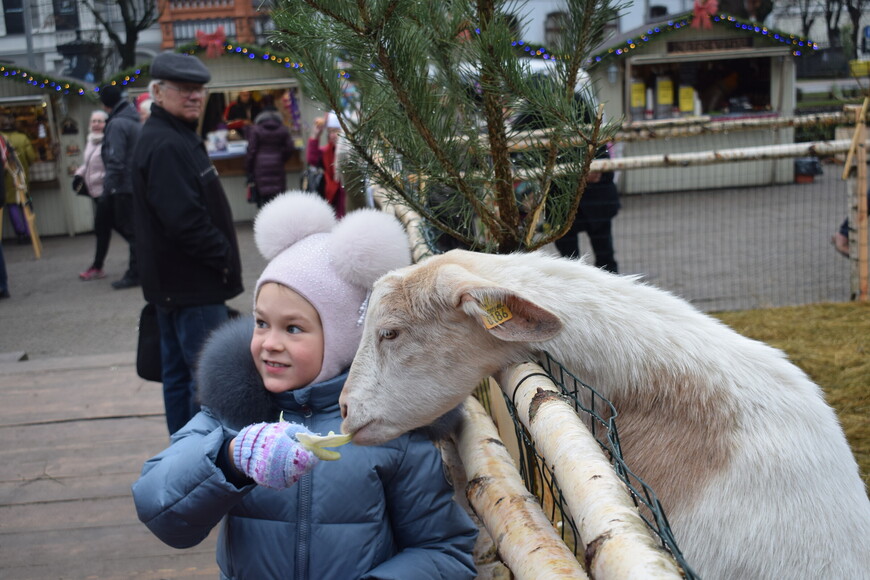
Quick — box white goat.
[340,249,870,580]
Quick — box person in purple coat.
[245,95,296,208]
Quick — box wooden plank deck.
[0,353,220,579]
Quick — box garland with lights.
[586,13,819,69]
[0,16,817,98]
[0,64,91,97]
[176,40,305,72]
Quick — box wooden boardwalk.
[0,352,220,579]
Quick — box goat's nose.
[340,403,348,419]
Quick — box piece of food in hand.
[295,431,352,461]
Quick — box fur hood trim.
[195,316,276,429]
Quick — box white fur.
[330,208,412,289]
[340,249,870,580]
[253,190,336,260]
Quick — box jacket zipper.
[295,406,314,579]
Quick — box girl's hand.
[232,421,320,489]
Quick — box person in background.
[224,90,260,134]
[0,240,8,300]
[307,112,346,218]
[245,94,295,208]
[512,95,621,273]
[100,84,142,289]
[1,116,36,245]
[0,133,9,299]
[138,98,153,124]
[131,192,478,579]
[132,52,243,436]
[832,188,870,258]
[75,110,110,281]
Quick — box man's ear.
[459,288,562,342]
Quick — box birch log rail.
[497,364,686,579]
[456,397,590,579]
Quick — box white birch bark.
[497,363,686,580]
[455,397,590,580]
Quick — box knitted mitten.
[233,422,319,489]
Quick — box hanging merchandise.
[655,76,674,119]
[679,85,696,116]
[629,77,645,121]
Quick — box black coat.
[512,99,620,223]
[245,110,295,199]
[102,100,141,195]
[132,105,243,307]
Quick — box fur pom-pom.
[254,191,336,260]
[331,208,411,288]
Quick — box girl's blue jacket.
[131,317,478,579]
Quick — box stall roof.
[587,11,819,69]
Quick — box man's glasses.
[160,82,208,99]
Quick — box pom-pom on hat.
[253,191,411,384]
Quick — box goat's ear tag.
[480,296,513,329]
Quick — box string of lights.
[0,12,816,99]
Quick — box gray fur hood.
[195,316,276,430]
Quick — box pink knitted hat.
[253,191,411,384]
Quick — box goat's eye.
[379,329,399,341]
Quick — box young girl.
[132,192,478,579]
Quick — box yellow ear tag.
[480,296,513,329]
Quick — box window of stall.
[627,57,772,121]
[197,83,305,175]
[0,97,58,182]
[201,85,304,147]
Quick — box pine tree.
[270,0,621,253]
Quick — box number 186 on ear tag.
[480,296,513,329]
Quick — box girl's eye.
[255,319,267,329]
[379,329,398,341]
[287,325,302,334]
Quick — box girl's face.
[251,283,324,393]
[90,115,106,133]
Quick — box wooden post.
[855,119,869,301]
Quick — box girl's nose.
[262,330,283,351]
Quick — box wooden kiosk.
[586,12,818,194]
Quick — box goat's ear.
[459,289,562,342]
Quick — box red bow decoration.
[691,0,718,30]
[196,26,226,58]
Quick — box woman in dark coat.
[512,94,621,273]
[246,95,295,208]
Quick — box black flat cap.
[150,52,211,84]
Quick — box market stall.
[0,73,98,239]
[586,11,818,193]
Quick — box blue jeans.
[156,304,229,435]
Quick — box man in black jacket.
[133,52,243,435]
[100,84,141,288]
